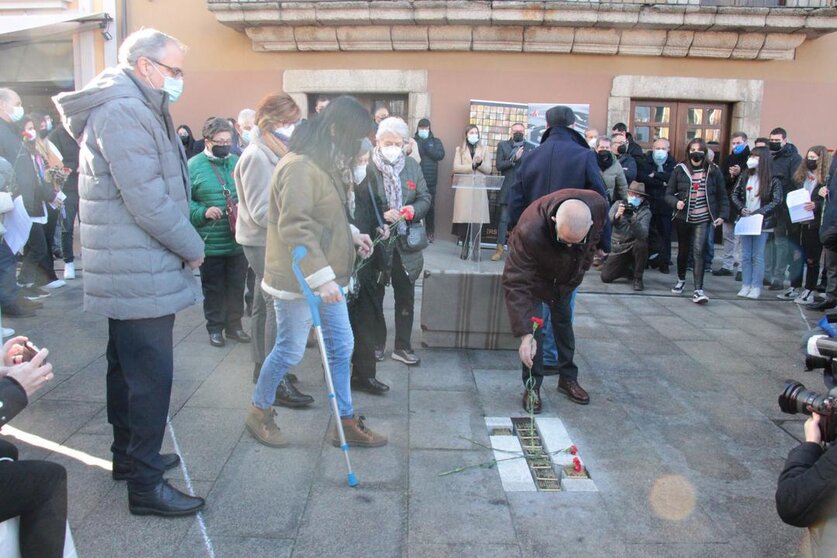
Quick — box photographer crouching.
[599,181,651,291]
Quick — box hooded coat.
[53,66,204,320]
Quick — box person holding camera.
[600,182,651,291]
[776,412,837,557]
[0,336,68,558]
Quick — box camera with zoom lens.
[622,202,634,216]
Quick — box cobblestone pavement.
[0,242,815,557]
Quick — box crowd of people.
[0,25,835,555]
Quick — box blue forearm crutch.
[291,245,358,487]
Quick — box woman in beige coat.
[452,124,492,259]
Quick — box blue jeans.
[541,289,577,367]
[740,232,769,289]
[496,205,510,246]
[252,297,354,417]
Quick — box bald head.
[553,199,593,245]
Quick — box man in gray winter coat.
[53,28,206,517]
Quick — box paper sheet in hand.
[734,214,763,236]
[3,196,32,254]
[787,189,815,223]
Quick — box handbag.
[210,163,238,235]
[398,220,428,253]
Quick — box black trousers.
[242,245,276,367]
[790,224,821,290]
[106,315,175,491]
[521,292,577,390]
[199,253,248,334]
[0,440,67,558]
[600,239,649,283]
[19,222,57,286]
[648,205,673,265]
[675,219,709,290]
[349,277,385,381]
[379,250,416,351]
[425,185,436,235]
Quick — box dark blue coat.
[819,157,837,243]
[506,126,610,250]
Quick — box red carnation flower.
[531,317,544,328]
[399,206,415,221]
[570,445,578,455]
[407,180,416,190]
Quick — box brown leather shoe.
[522,390,542,414]
[329,415,388,447]
[245,406,289,447]
[557,378,590,405]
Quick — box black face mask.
[211,145,231,159]
[806,159,819,171]
[512,132,525,143]
[689,151,705,164]
[616,144,627,155]
[38,128,49,139]
[597,151,611,169]
[768,141,782,152]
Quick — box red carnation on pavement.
[399,206,415,220]
[407,180,416,190]
[572,456,582,472]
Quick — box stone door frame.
[283,69,429,132]
[607,75,764,146]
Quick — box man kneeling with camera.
[599,182,651,291]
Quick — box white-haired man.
[234,107,255,154]
[53,28,206,517]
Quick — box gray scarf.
[372,147,407,234]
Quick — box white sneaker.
[63,261,76,280]
[746,288,761,299]
[737,286,751,298]
[777,287,800,301]
[1,327,14,338]
[692,290,709,304]
[671,280,686,294]
[795,289,815,305]
[44,279,66,289]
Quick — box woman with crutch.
[244,96,388,449]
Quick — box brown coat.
[502,189,608,337]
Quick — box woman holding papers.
[731,146,783,299]
[787,146,832,305]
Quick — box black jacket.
[772,143,803,200]
[638,153,677,217]
[731,173,783,230]
[0,377,28,428]
[495,137,534,205]
[665,163,729,224]
[721,146,750,222]
[0,119,52,216]
[618,153,637,184]
[776,441,837,557]
[414,133,445,190]
[820,157,837,241]
[49,124,80,197]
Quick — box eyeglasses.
[209,138,232,146]
[148,58,184,79]
[556,231,589,249]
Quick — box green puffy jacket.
[188,152,242,257]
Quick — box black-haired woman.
[731,146,783,299]
[665,138,728,304]
[177,125,201,159]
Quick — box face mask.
[587,138,597,148]
[806,159,819,172]
[768,141,782,152]
[240,129,251,145]
[596,151,611,169]
[161,76,183,103]
[627,196,641,208]
[211,145,230,159]
[22,129,37,142]
[746,157,759,169]
[275,124,295,139]
[513,133,525,143]
[38,128,49,139]
[417,129,429,140]
[467,134,479,146]
[616,144,627,155]
[45,119,53,132]
[733,144,746,155]
[653,149,668,165]
[9,106,24,122]
[689,151,705,164]
[353,165,367,184]
[180,135,189,145]
[381,145,403,164]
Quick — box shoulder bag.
[210,162,238,235]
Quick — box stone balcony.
[206,0,837,59]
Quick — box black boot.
[253,362,261,384]
[128,480,205,517]
[274,377,314,408]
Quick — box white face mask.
[22,128,37,142]
[9,105,24,122]
[746,157,759,169]
[353,165,367,184]
[275,124,295,138]
[467,134,480,146]
[240,129,251,145]
[381,145,403,164]
[587,138,598,148]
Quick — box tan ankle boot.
[329,416,388,448]
[490,245,504,261]
[245,406,289,447]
